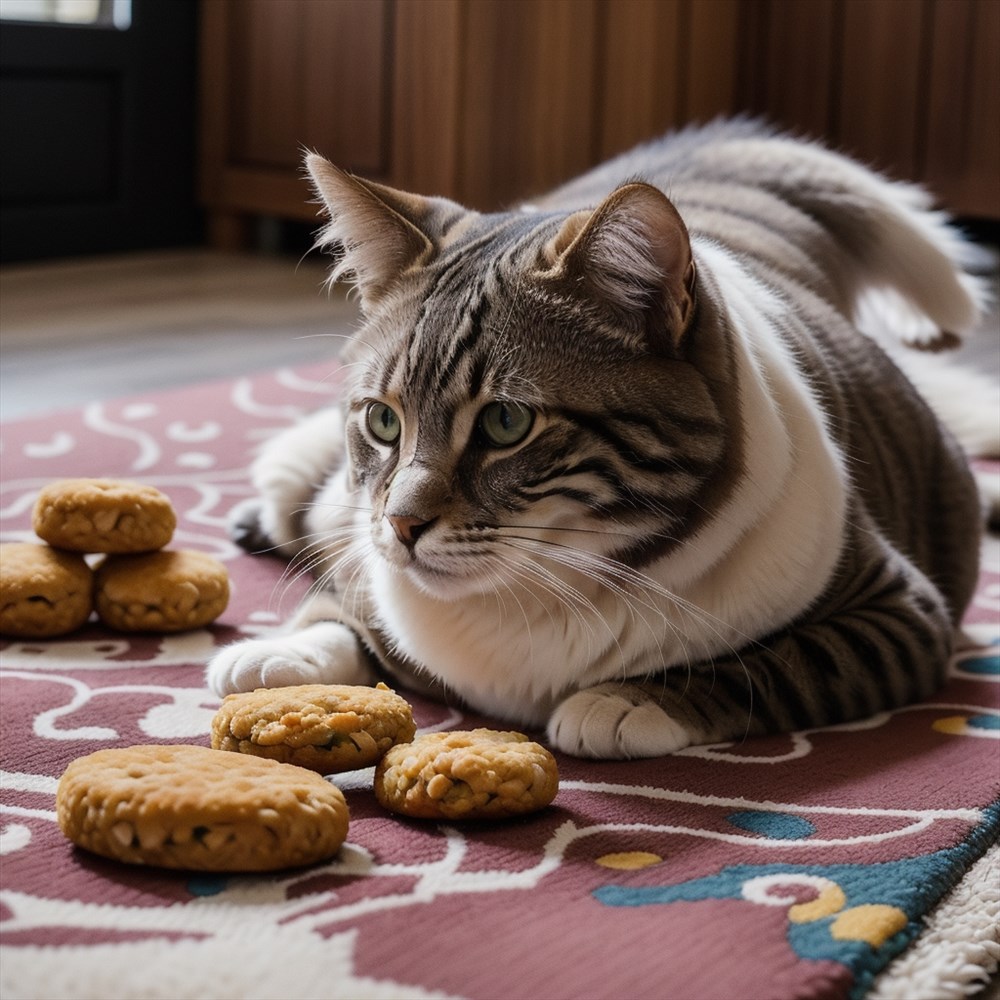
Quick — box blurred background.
[1,0,998,418]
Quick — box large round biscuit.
[57,745,349,871]
[95,549,229,632]
[33,478,176,554]
[212,683,416,774]
[375,729,559,820]
[0,542,93,638]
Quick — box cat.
[206,119,992,759]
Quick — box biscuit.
[0,542,93,638]
[56,744,349,871]
[95,549,229,632]
[33,478,176,553]
[375,729,559,820]
[212,682,416,774]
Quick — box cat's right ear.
[305,153,435,309]
[540,183,696,351]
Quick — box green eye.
[367,401,401,443]
[478,401,534,448]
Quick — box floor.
[0,248,360,423]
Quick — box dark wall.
[0,0,203,263]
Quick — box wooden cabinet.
[741,0,1000,218]
[199,0,999,248]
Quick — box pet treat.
[56,744,349,871]
[375,729,559,820]
[33,478,176,554]
[95,549,229,632]
[212,682,416,774]
[0,542,93,638]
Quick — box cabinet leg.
[206,212,254,251]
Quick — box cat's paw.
[227,498,271,554]
[206,622,374,696]
[548,683,692,759]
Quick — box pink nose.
[386,514,435,548]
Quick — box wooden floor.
[0,249,360,422]
[1,246,997,424]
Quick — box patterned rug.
[2,364,998,1000]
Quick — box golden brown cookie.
[375,729,559,820]
[95,549,229,632]
[56,744,349,871]
[0,542,93,638]
[212,682,416,774]
[33,478,176,554]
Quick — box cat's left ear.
[543,183,696,349]
[306,153,437,309]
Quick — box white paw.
[548,684,692,759]
[206,622,374,696]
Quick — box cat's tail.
[714,134,990,343]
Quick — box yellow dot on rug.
[788,883,846,923]
[830,904,908,947]
[596,851,663,870]
[932,715,968,735]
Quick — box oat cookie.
[0,542,93,638]
[33,478,176,553]
[95,549,229,632]
[212,682,416,774]
[57,744,349,871]
[375,729,559,820]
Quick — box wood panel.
[924,0,1000,216]
[685,0,742,123]
[598,0,683,159]
[458,0,601,208]
[837,0,926,177]
[391,0,464,197]
[303,0,388,174]
[226,0,387,173]
[198,0,1000,248]
[744,0,837,140]
[229,0,301,167]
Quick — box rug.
[1,363,998,1000]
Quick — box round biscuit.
[0,542,93,638]
[33,478,176,554]
[57,744,349,871]
[95,549,229,632]
[375,729,559,820]
[212,682,416,774]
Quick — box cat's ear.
[305,153,435,308]
[543,183,696,348]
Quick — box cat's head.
[307,154,730,599]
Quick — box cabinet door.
[924,0,1000,217]
[200,0,390,236]
[226,0,387,173]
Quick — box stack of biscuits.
[0,478,229,638]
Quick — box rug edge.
[868,841,1000,999]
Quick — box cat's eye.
[478,401,534,448]
[367,401,401,444]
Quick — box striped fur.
[207,121,986,759]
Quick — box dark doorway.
[0,0,202,262]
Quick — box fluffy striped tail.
[721,135,989,344]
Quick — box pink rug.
[2,363,998,999]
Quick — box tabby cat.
[207,120,989,759]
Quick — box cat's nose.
[386,514,436,549]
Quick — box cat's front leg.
[548,538,955,759]
[206,593,376,696]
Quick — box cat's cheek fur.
[548,685,693,758]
